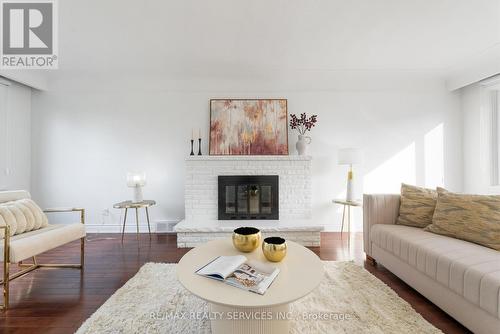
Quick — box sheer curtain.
[481,76,500,186]
[0,82,8,190]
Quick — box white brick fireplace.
[175,156,323,247]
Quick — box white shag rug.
[76,262,442,334]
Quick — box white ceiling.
[58,0,499,76]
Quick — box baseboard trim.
[84,224,169,233]
[83,219,180,233]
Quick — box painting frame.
[209,99,289,156]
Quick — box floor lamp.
[338,148,363,202]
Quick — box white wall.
[461,83,500,194]
[31,73,462,232]
[0,78,31,191]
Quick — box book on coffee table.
[195,255,280,295]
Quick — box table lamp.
[127,172,146,203]
[338,148,363,202]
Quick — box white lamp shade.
[127,172,146,187]
[338,148,363,165]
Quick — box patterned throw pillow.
[396,184,437,228]
[424,188,500,251]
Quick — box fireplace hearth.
[218,175,279,220]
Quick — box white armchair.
[0,190,86,309]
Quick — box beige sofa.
[363,194,500,334]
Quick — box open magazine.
[195,255,280,295]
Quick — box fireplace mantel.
[186,155,311,161]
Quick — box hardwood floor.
[0,233,470,334]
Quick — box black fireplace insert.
[218,175,279,220]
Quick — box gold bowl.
[262,237,287,262]
[232,227,262,252]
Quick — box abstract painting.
[209,99,288,155]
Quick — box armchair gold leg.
[2,229,10,310]
[37,264,82,268]
[2,263,8,310]
[7,264,38,280]
[81,237,85,269]
[17,256,38,268]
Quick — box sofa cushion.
[14,200,35,231]
[3,203,27,234]
[371,224,500,319]
[396,184,437,228]
[0,199,48,236]
[0,206,17,237]
[19,199,48,230]
[425,188,500,251]
[0,223,85,263]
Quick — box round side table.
[113,200,156,242]
[177,239,324,334]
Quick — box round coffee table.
[177,239,324,334]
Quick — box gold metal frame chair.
[0,208,85,310]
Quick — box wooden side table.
[113,200,156,242]
[332,199,362,235]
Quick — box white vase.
[296,135,311,155]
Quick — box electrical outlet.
[101,209,111,225]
